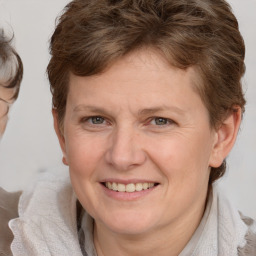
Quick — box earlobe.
[209,107,242,168]
[62,156,68,165]
[52,109,69,166]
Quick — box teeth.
[112,182,118,191]
[106,182,112,189]
[117,183,126,192]
[143,183,149,190]
[135,183,143,191]
[126,183,136,192]
[104,182,156,192]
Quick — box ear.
[52,109,69,166]
[209,107,242,168]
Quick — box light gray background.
[0,0,255,219]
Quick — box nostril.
[105,133,147,170]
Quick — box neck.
[93,199,207,256]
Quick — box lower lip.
[100,183,158,201]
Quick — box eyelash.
[147,117,175,126]
[80,116,175,128]
[80,116,107,125]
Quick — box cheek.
[66,136,104,212]
[65,133,106,177]
[147,133,213,181]
[0,115,8,135]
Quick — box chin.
[96,210,159,235]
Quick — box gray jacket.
[0,188,255,256]
[0,188,20,256]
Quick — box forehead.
[69,48,201,93]
[70,49,201,96]
[66,49,207,120]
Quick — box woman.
[0,29,23,255]
[0,29,22,137]
[3,0,256,255]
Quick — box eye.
[80,116,106,125]
[89,116,105,124]
[151,117,172,126]
[79,115,111,131]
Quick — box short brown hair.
[47,0,246,185]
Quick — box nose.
[105,126,146,171]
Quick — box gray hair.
[0,28,23,103]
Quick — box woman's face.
[56,49,221,236]
[0,85,15,136]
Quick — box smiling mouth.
[103,182,159,193]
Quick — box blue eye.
[90,116,105,124]
[152,117,169,125]
[148,117,176,127]
[79,116,110,131]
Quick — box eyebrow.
[138,106,185,116]
[73,104,186,116]
[73,105,110,116]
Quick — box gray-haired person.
[0,29,23,255]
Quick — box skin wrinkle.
[48,0,246,185]
[53,49,236,256]
[0,31,23,137]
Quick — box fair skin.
[54,49,241,256]
[0,85,15,136]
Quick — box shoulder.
[238,212,256,256]
[0,187,21,219]
[0,187,21,256]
